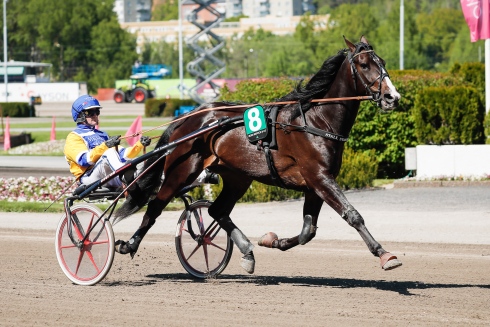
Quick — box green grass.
[373,179,394,187]
[0,200,185,213]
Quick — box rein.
[121,95,373,141]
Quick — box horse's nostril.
[384,94,394,103]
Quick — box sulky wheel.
[175,200,233,279]
[55,204,115,286]
[133,87,148,103]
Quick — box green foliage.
[413,86,484,145]
[0,103,34,117]
[450,62,485,94]
[3,0,136,93]
[485,112,490,145]
[145,98,198,117]
[337,148,378,190]
[152,1,179,21]
[220,78,296,103]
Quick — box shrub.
[337,148,378,190]
[220,77,296,103]
[413,86,484,144]
[0,102,34,117]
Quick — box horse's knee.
[342,208,364,228]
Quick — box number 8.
[247,108,262,132]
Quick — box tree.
[1,0,136,92]
[152,1,179,21]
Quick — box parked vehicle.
[114,64,171,103]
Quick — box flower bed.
[0,176,76,202]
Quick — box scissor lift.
[185,0,226,104]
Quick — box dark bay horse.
[114,36,402,274]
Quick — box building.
[114,0,152,23]
[121,14,328,50]
[235,0,315,18]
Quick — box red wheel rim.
[115,94,123,103]
[134,90,145,102]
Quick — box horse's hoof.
[380,252,402,270]
[115,240,137,259]
[240,252,255,274]
[258,232,278,248]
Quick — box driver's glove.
[140,136,151,147]
[105,135,121,148]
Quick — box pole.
[399,0,404,70]
[3,0,7,102]
[178,0,184,100]
[486,38,490,114]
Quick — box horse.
[114,35,402,274]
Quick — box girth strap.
[264,144,286,188]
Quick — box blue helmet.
[71,95,102,122]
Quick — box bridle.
[347,43,390,107]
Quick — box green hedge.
[337,148,378,190]
[145,98,198,117]
[0,102,34,117]
[413,86,484,144]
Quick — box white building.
[239,0,315,18]
[114,0,152,23]
[121,15,328,50]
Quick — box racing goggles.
[82,109,100,117]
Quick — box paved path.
[2,186,489,245]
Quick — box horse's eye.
[360,63,369,70]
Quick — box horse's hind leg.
[258,191,323,251]
[208,175,256,274]
[115,198,168,258]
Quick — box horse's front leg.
[258,191,323,251]
[115,198,166,258]
[208,175,255,274]
[321,177,402,270]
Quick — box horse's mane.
[275,49,347,118]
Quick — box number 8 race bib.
[244,105,268,143]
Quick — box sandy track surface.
[1,186,490,326]
[1,232,490,326]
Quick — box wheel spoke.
[75,249,85,275]
[207,241,227,252]
[185,243,202,261]
[202,243,210,272]
[84,248,101,274]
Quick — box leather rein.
[123,95,373,141]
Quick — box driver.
[64,94,150,189]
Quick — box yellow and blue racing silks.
[64,124,144,179]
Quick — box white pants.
[80,148,126,188]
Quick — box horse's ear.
[343,35,356,53]
[360,35,369,45]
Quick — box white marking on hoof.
[383,258,402,270]
[240,257,255,274]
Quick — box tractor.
[114,64,171,103]
[113,75,157,103]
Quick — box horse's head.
[344,36,400,111]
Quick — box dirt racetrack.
[1,186,490,326]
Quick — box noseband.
[347,44,390,107]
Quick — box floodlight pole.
[399,0,404,70]
[486,39,489,114]
[3,0,7,102]
[178,0,184,100]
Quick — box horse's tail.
[114,123,177,222]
